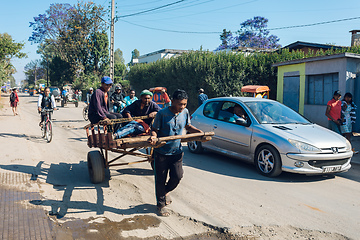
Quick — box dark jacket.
[110,91,125,106]
[123,100,161,125]
[88,87,110,124]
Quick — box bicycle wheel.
[83,106,89,121]
[45,121,53,143]
[41,124,45,138]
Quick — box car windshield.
[244,101,310,124]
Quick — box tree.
[0,33,26,85]
[217,16,281,50]
[49,56,72,87]
[24,59,46,86]
[29,2,109,86]
[114,48,125,64]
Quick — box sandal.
[157,207,170,217]
[165,194,172,206]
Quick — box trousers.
[154,152,184,208]
[114,121,145,138]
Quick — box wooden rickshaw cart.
[84,117,214,183]
[241,85,270,98]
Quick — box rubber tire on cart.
[87,151,105,183]
[187,141,204,154]
[75,101,78,107]
[254,145,282,177]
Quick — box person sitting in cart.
[124,89,138,106]
[114,90,161,139]
[38,87,57,126]
[149,89,203,217]
[88,76,123,132]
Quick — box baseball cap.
[140,90,153,97]
[89,87,93,91]
[333,90,341,96]
[101,76,113,85]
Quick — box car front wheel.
[187,141,204,154]
[255,145,282,177]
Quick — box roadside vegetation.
[128,46,360,112]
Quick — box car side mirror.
[236,118,248,126]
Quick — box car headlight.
[345,139,352,151]
[288,139,321,153]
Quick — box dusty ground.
[0,93,358,240]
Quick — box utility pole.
[109,0,115,80]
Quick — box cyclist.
[38,87,57,126]
[86,88,94,105]
[110,85,126,113]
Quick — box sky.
[1,0,360,84]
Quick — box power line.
[121,16,360,35]
[117,0,188,19]
[269,16,360,30]
[120,19,220,34]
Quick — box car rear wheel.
[187,141,204,154]
[255,145,282,177]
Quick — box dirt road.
[0,93,359,239]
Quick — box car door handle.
[213,124,217,129]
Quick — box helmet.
[115,85,121,90]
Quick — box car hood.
[260,123,346,148]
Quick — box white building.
[132,49,189,64]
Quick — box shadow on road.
[114,167,154,177]
[0,132,44,143]
[0,160,156,218]
[182,148,357,183]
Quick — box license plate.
[322,165,342,173]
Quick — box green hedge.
[128,46,360,112]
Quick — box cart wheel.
[87,151,105,183]
[75,102,79,107]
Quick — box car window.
[203,101,220,119]
[218,102,249,125]
[245,101,310,124]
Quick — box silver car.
[188,97,352,177]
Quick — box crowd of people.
[326,90,358,153]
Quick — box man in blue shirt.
[198,88,208,106]
[149,89,203,216]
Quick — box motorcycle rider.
[38,87,57,126]
[110,85,126,113]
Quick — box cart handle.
[84,115,150,129]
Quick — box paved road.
[0,93,359,239]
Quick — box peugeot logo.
[331,147,338,154]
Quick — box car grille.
[308,159,349,168]
[320,147,346,153]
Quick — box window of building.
[305,73,339,105]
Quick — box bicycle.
[83,105,89,121]
[40,109,54,143]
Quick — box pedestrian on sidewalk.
[340,92,358,154]
[325,90,342,134]
[9,88,19,116]
[149,89,203,217]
